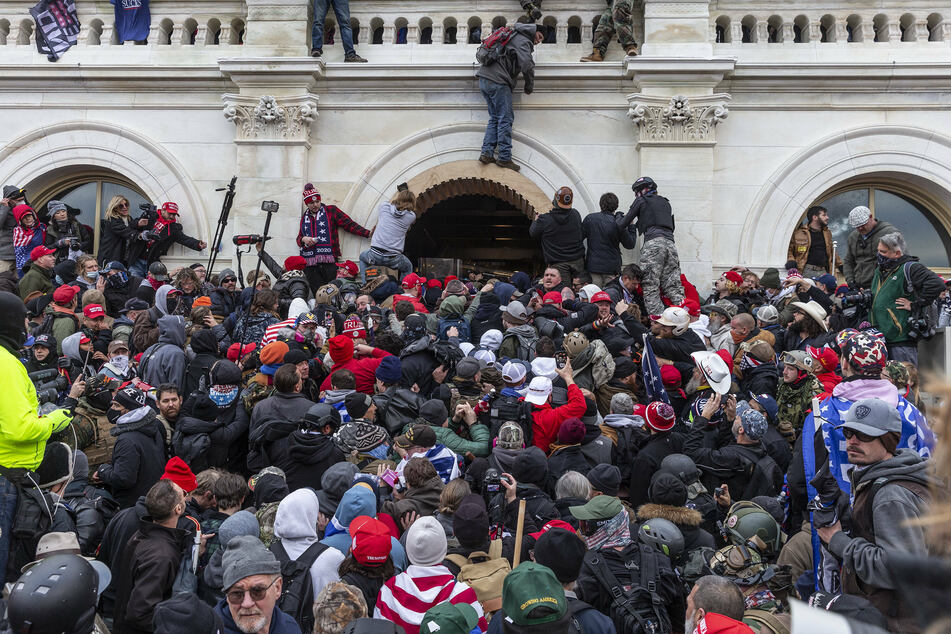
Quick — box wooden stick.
[512,499,527,568]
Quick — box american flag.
[641,334,670,405]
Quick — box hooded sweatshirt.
[320,485,409,571]
[529,206,585,264]
[142,315,187,392]
[273,488,346,600]
[370,202,416,254]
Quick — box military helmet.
[632,176,657,193]
[658,453,700,485]
[724,501,782,557]
[638,518,685,561]
[779,349,814,374]
[563,331,590,359]
[8,554,99,634]
[708,544,775,587]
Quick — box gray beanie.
[219,510,260,550]
[405,516,447,566]
[47,200,67,215]
[221,535,281,590]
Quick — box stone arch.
[739,125,951,269]
[0,120,209,244]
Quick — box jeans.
[479,78,514,162]
[312,0,355,55]
[359,249,413,283]
[0,475,18,584]
[888,342,918,366]
[129,258,148,277]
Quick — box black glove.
[807,463,846,528]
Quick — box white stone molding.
[222,94,318,145]
[627,93,730,146]
[740,125,951,270]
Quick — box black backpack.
[613,426,646,485]
[735,445,783,500]
[7,486,60,580]
[587,546,673,634]
[31,311,77,338]
[269,540,328,634]
[487,392,535,447]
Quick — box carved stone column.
[628,94,730,146]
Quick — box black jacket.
[129,215,202,265]
[529,207,585,264]
[113,518,190,634]
[98,216,143,265]
[547,444,591,480]
[248,392,315,436]
[96,409,168,509]
[282,430,346,491]
[468,295,504,344]
[738,363,780,400]
[399,338,440,397]
[623,314,706,364]
[617,191,675,238]
[184,329,220,397]
[628,432,685,509]
[583,210,637,274]
[684,419,772,497]
[45,218,93,261]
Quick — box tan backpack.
[445,541,510,614]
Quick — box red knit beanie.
[161,457,197,493]
[303,183,320,205]
[284,256,307,271]
[329,335,354,365]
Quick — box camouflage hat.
[313,283,340,305]
[497,421,525,450]
[313,582,367,632]
[841,332,887,374]
[738,408,767,442]
[884,360,910,387]
[84,375,117,397]
[563,331,590,359]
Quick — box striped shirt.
[374,564,487,634]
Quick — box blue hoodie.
[215,599,301,634]
[320,485,408,571]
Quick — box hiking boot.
[497,160,520,172]
[625,45,640,57]
[310,48,322,58]
[524,4,542,20]
[344,52,367,63]
[580,49,603,62]
[479,154,496,165]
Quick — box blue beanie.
[375,355,402,385]
[751,394,778,424]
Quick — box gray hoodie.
[828,449,931,590]
[141,314,186,391]
[0,185,20,260]
[475,22,537,92]
[272,489,345,599]
[369,202,417,254]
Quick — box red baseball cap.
[337,260,359,277]
[83,304,106,319]
[349,515,392,566]
[633,403,647,419]
[542,291,562,305]
[723,271,743,286]
[590,291,613,304]
[161,202,179,215]
[52,284,80,304]
[682,299,701,317]
[78,335,91,345]
[161,456,197,493]
[716,349,735,374]
[30,245,56,261]
[645,401,676,432]
[660,364,682,387]
[529,519,577,540]
[426,278,443,289]
[226,342,256,362]
[401,273,425,289]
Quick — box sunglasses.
[225,576,279,605]
[842,428,877,443]
[222,277,236,283]
[117,202,129,209]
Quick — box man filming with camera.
[128,202,206,277]
[869,231,944,364]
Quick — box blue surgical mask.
[87,270,99,282]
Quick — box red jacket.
[815,370,842,401]
[391,293,429,314]
[694,613,754,634]
[320,347,392,394]
[530,383,587,454]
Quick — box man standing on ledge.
[476,20,543,172]
[617,176,684,314]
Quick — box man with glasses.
[215,534,301,634]
[816,397,929,633]
[212,267,240,316]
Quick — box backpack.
[447,383,485,423]
[437,316,471,343]
[270,540,328,634]
[256,501,281,548]
[7,486,55,579]
[613,426,645,485]
[743,609,791,634]
[500,330,537,361]
[445,545,510,613]
[71,492,120,556]
[735,445,783,500]
[903,261,940,340]
[374,387,424,436]
[587,546,673,634]
[487,393,534,447]
[475,26,515,65]
[31,311,77,338]
[572,339,615,391]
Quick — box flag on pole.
[641,334,670,404]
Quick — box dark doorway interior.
[404,195,544,277]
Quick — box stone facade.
[2,0,951,287]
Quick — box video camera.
[232,235,272,246]
[839,289,873,309]
[29,368,69,405]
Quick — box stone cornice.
[222,93,318,146]
[627,93,731,146]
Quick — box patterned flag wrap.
[641,333,670,405]
[30,0,80,61]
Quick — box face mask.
[294,331,308,343]
[107,407,123,424]
[107,272,128,288]
[165,294,180,314]
[731,330,745,344]
[86,271,99,282]
[110,355,129,372]
[209,385,239,407]
[877,253,898,267]
[54,275,63,285]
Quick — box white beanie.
[479,329,503,352]
[405,516,447,566]
[849,206,872,228]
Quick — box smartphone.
[380,469,400,488]
[555,351,567,369]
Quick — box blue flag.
[641,334,670,404]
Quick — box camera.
[29,368,69,405]
[261,200,279,213]
[483,468,501,496]
[232,234,271,246]
[839,289,873,309]
[907,314,934,341]
[66,238,80,249]
[139,203,157,215]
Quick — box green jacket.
[425,292,483,335]
[776,375,821,440]
[17,263,53,301]
[402,419,491,457]
[0,346,71,470]
[43,304,79,355]
[870,262,911,344]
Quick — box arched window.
[806,185,951,268]
[29,169,149,254]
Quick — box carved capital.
[222,94,318,145]
[627,93,730,146]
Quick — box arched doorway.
[400,162,552,277]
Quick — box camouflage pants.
[641,237,684,314]
[593,0,636,54]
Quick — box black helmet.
[8,554,98,634]
[659,453,700,484]
[632,176,657,193]
[638,517,685,561]
[300,403,342,432]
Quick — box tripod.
[235,200,280,346]
[206,176,237,274]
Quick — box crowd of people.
[0,175,948,634]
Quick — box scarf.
[585,508,631,551]
[300,206,335,264]
[739,353,765,373]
